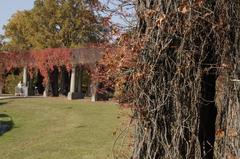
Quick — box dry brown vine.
[120,0,240,158]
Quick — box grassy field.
[0,97,131,159]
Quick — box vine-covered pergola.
[0,47,104,101]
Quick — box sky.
[0,0,133,35]
[0,0,35,35]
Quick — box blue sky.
[0,0,35,35]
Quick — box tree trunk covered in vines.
[131,0,240,158]
[214,1,240,157]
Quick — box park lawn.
[0,98,131,159]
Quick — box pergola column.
[91,83,97,102]
[86,82,91,97]
[68,65,84,100]
[43,86,49,97]
[22,66,28,96]
[23,66,28,86]
[43,71,51,97]
[0,81,3,95]
[70,65,76,93]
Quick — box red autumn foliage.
[30,48,72,84]
[0,45,105,85]
[0,52,29,71]
[92,36,138,100]
[0,48,72,85]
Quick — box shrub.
[3,72,22,94]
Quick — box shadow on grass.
[0,113,14,136]
[0,102,8,106]
[75,125,87,128]
[0,101,14,107]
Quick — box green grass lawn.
[0,98,131,159]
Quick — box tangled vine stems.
[122,0,240,158]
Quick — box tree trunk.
[214,1,240,158]
[131,0,239,158]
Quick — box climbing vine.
[121,0,240,158]
[95,0,240,158]
[30,48,72,84]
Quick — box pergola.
[66,48,104,101]
[0,47,105,101]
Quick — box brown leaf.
[195,0,205,6]
[178,3,190,14]
[203,12,212,18]
[221,63,228,68]
[226,154,239,159]
[216,129,225,139]
[227,128,238,137]
[156,14,166,27]
[144,9,156,18]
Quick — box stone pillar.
[70,65,76,93]
[43,81,49,97]
[0,81,3,95]
[43,87,48,97]
[22,66,28,96]
[23,66,28,86]
[43,71,50,97]
[68,65,83,100]
[91,83,97,102]
[86,81,91,97]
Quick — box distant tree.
[3,0,105,51]
[0,34,6,51]
[3,11,33,51]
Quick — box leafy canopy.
[3,0,105,51]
